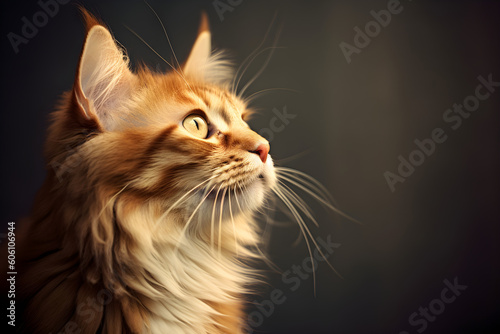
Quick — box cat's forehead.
[170,83,248,131]
[192,86,245,121]
[130,74,248,131]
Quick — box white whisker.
[124,25,194,92]
[276,170,361,225]
[273,186,318,294]
[238,23,283,98]
[218,187,227,257]
[275,167,334,204]
[228,187,238,255]
[211,184,223,248]
[273,184,345,293]
[232,12,277,94]
[234,181,244,213]
[244,87,299,104]
[277,180,318,227]
[153,174,218,230]
[143,0,182,72]
[235,46,284,96]
[175,184,216,250]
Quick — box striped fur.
[15,10,275,334]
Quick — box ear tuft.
[79,7,104,32]
[198,11,210,34]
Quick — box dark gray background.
[1,1,499,333]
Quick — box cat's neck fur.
[18,171,259,334]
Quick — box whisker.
[273,187,318,294]
[238,24,284,97]
[277,173,330,208]
[228,187,238,255]
[234,181,244,213]
[124,25,194,92]
[274,185,343,278]
[218,187,227,257]
[273,189,343,295]
[270,199,305,246]
[236,181,249,209]
[234,181,280,272]
[211,184,223,249]
[232,12,277,94]
[252,237,281,274]
[261,195,276,244]
[277,180,318,227]
[276,172,362,225]
[143,0,183,72]
[244,87,299,104]
[153,174,218,230]
[175,184,216,250]
[235,46,285,96]
[272,149,312,165]
[124,25,176,72]
[275,167,334,204]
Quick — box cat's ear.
[72,10,134,130]
[183,13,232,83]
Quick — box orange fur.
[6,9,277,334]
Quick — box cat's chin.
[193,160,276,220]
[200,175,267,217]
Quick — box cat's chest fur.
[114,208,257,333]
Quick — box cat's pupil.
[194,119,199,130]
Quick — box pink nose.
[251,143,270,163]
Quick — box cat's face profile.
[9,7,349,333]
[58,12,275,240]
[17,9,330,333]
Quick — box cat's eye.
[183,114,209,139]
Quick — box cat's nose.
[250,142,270,163]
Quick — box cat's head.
[49,11,276,238]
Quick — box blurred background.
[1,1,499,333]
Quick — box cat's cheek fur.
[193,157,275,222]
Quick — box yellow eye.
[183,114,209,139]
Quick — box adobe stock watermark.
[50,145,84,183]
[243,235,341,333]
[212,0,243,22]
[399,277,467,334]
[7,0,71,54]
[339,0,407,64]
[50,130,92,183]
[258,105,296,143]
[384,73,499,192]
[48,288,113,334]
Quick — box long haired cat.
[9,8,336,334]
